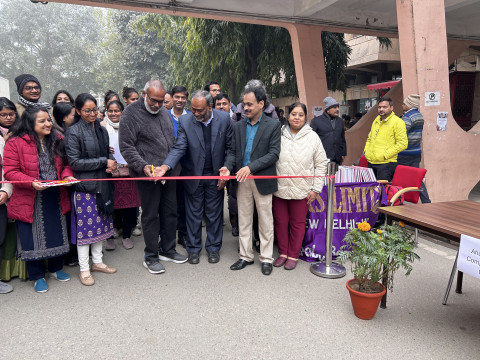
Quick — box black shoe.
[177,234,186,248]
[232,227,239,237]
[261,262,273,275]
[230,259,254,270]
[188,253,200,265]
[208,252,220,264]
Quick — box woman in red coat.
[3,106,76,293]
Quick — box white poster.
[425,91,441,106]
[108,132,126,164]
[312,106,323,117]
[436,111,448,131]
[457,234,480,280]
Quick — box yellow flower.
[357,221,371,232]
[398,221,405,228]
[376,229,382,234]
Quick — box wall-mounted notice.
[436,111,448,131]
[425,91,440,106]
[312,106,323,117]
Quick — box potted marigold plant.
[337,220,420,320]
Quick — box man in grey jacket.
[220,85,281,276]
[119,80,187,274]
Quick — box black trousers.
[26,256,63,281]
[0,204,7,262]
[137,180,177,262]
[114,207,138,239]
[368,162,397,182]
[176,180,187,237]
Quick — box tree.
[108,10,172,92]
[0,0,100,102]
[136,15,298,102]
[137,14,355,102]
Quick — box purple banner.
[300,182,387,262]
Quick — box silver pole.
[310,161,346,279]
[325,161,335,268]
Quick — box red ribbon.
[0,175,334,185]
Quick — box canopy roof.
[49,0,480,40]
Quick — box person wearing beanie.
[310,96,347,165]
[14,74,52,119]
[364,97,408,181]
[397,94,431,203]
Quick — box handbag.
[112,164,130,178]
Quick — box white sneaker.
[132,227,142,236]
[0,280,13,294]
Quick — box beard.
[144,96,161,115]
[196,110,211,123]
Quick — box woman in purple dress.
[65,93,117,286]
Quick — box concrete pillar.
[286,24,328,120]
[397,0,480,202]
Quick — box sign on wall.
[425,91,441,106]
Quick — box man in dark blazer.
[310,97,346,164]
[158,90,232,265]
[219,85,281,276]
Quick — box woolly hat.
[323,96,339,111]
[14,74,41,95]
[403,94,420,109]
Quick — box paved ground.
[1,206,479,359]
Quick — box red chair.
[358,155,368,168]
[388,165,427,205]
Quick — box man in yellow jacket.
[364,97,408,181]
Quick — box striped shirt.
[399,108,424,156]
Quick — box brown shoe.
[284,258,298,270]
[273,255,287,267]
[91,263,117,274]
[79,271,95,286]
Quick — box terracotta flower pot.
[346,279,386,320]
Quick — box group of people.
[0,71,429,295]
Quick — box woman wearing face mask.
[272,102,328,270]
[104,100,141,251]
[3,106,76,293]
[65,93,117,286]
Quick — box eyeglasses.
[24,86,40,91]
[0,112,16,119]
[82,108,98,115]
[146,94,163,106]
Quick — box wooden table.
[378,200,480,306]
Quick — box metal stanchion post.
[310,162,346,279]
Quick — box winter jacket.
[274,124,328,200]
[364,111,408,164]
[310,112,346,164]
[119,97,181,177]
[398,108,424,157]
[65,118,112,193]
[3,134,73,223]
